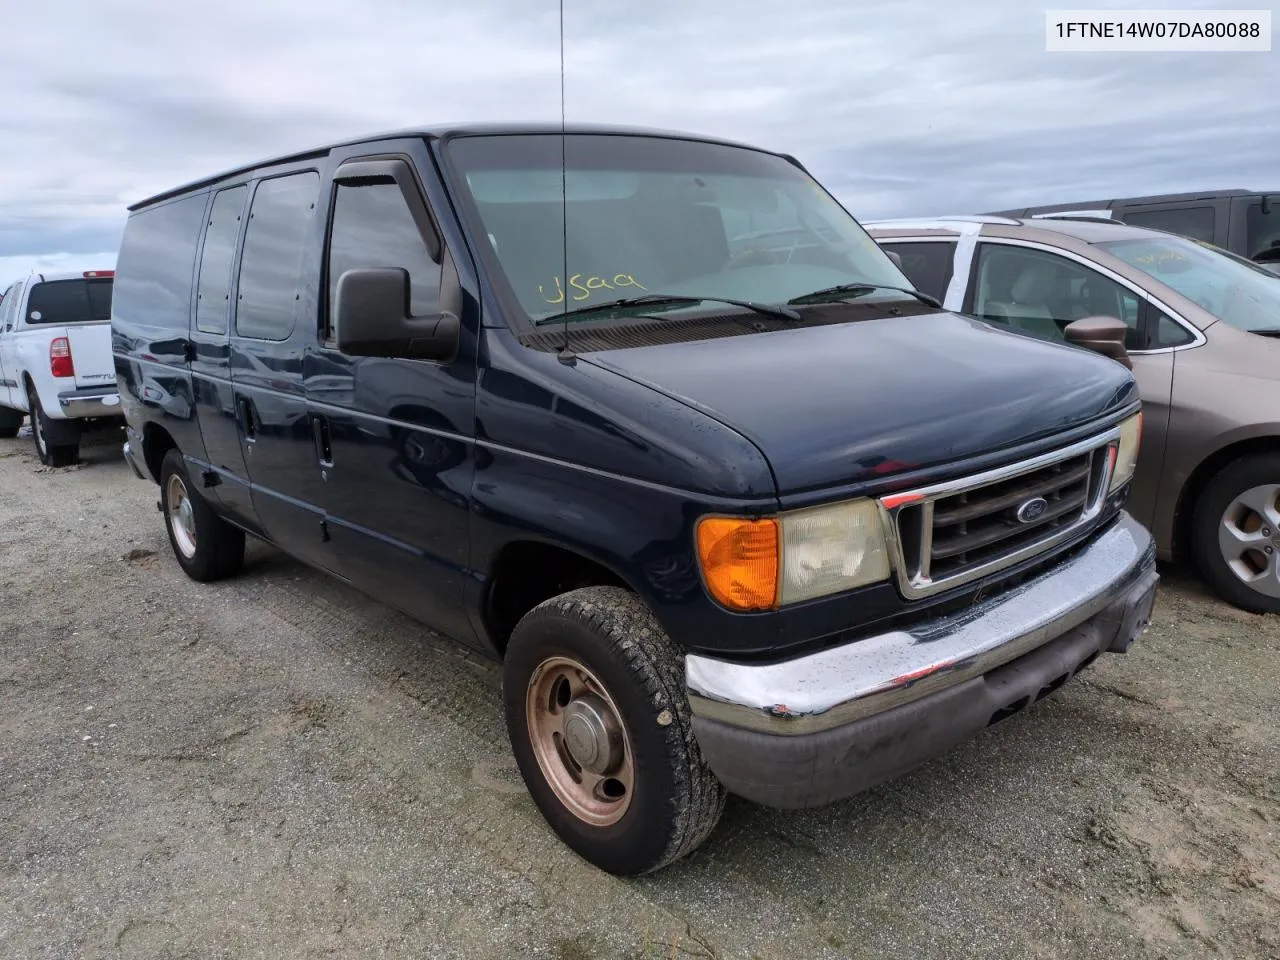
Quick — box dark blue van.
[112,124,1159,876]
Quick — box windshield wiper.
[534,293,801,325]
[788,283,943,309]
[1248,329,1280,338]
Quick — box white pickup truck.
[0,269,122,466]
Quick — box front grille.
[882,429,1119,600]
[928,451,1094,579]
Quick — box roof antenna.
[555,0,576,365]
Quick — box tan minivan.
[870,214,1280,614]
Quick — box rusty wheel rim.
[526,655,634,827]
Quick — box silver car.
[869,214,1280,614]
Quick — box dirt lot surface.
[1,430,1277,960]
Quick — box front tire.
[159,448,245,582]
[27,388,78,467]
[1191,453,1280,614]
[503,586,726,876]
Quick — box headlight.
[695,499,891,611]
[778,499,891,603]
[1109,411,1143,493]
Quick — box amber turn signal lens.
[695,516,780,611]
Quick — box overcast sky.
[1,0,1275,287]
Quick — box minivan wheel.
[1192,453,1280,614]
[27,388,78,467]
[502,585,726,876]
[159,448,245,582]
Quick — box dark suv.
[111,124,1158,876]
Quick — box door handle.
[237,396,256,440]
[312,414,333,468]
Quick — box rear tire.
[159,448,245,582]
[27,388,79,467]
[1191,453,1280,614]
[503,585,726,876]
[0,406,21,439]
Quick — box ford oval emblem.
[1016,497,1049,524]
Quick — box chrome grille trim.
[878,426,1122,600]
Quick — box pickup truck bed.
[0,270,122,465]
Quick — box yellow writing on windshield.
[539,273,647,304]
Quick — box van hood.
[579,311,1137,494]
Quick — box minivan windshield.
[24,278,114,325]
[1096,234,1280,333]
[444,133,914,325]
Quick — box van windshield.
[24,278,114,325]
[1097,234,1280,334]
[443,133,911,325]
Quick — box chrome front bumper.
[122,430,147,480]
[685,511,1158,808]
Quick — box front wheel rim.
[1218,483,1280,599]
[166,474,198,559]
[526,655,635,827]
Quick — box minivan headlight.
[1109,412,1143,493]
[695,499,891,611]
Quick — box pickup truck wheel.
[1192,453,1280,614]
[159,448,245,582]
[503,585,726,876]
[27,388,79,467]
[0,407,22,439]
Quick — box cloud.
[0,0,1275,287]
[0,252,120,285]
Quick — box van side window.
[112,194,207,334]
[196,186,249,335]
[325,181,442,340]
[880,241,955,300]
[1147,309,1196,350]
[972,243,1142,347]
[1246,202,1280,260]
[1120,206,1215,243]
[236,171,320,342]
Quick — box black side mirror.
[1064,315,1132,369]
[334,268,459,362]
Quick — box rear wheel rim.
[1218,483,1280,599]
[166,474,198,559]
[526,655,635,827]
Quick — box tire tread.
[160,449,245,582]
[1190,452,1280,615]
[511,585,726,875]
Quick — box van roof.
[129,123,795,212]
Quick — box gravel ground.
[1,429,1277,960]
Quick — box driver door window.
[971,243,1141,348]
